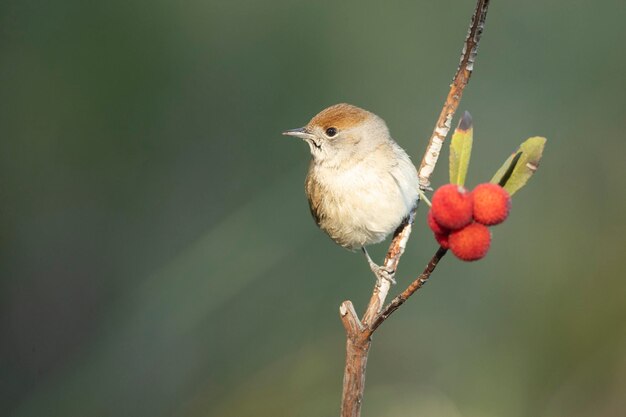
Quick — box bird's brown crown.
[308,103,370,131]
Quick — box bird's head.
[283,103,390,166]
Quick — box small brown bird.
[283,103,420,282]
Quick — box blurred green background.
[2,0,626,416]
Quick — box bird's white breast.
[307,141,419,250]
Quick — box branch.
[369,246,448,334]
[418,0,491,189]
[339,211,415,417]
[339,301,364,336]
[339,1,491,415]
[361,208,416,327]
[339,301,371,417]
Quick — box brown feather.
[308,103,370,131]
[304,169,324,226]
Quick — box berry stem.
[418,189,432,207]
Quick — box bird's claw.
[363,247,396,285]
[370,264,396,286]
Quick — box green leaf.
[496,151,522,187]
[449,111,473,186]
[490,136,547,195]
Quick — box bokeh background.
[2,0,626,416]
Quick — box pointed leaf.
[449,111,473,186]
[490,153,515,185]
[490,136,547,195]
[496,151,522,187]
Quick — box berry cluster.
[427,183,511,261]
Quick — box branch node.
[340,300,364,336]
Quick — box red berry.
[427,209,449,235]
[435,232,450,249]
[472,183,511,226]
[449,222,491,261]
[431,184,473,230]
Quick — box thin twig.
[361,208,416,327]
[369,247,448,334]
[418,0,491,189]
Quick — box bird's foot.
[363,247,396,285]
[371,264,397,286]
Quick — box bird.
[283,103,420,283]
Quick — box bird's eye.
[325,127,337,137]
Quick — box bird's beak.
[282,127,314,140]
